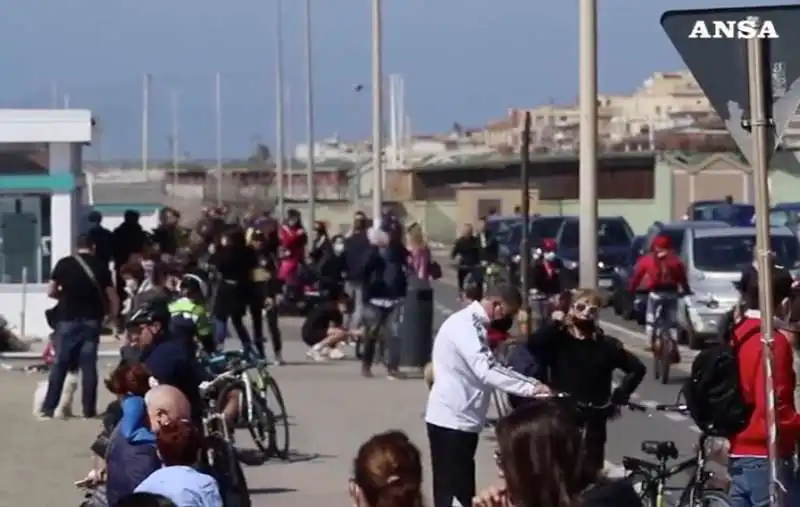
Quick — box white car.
[676,226,800,349]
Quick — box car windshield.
[531,218,565,244]
[691,203,755,225]
[769,209,800,227]
[560,220,632,249]
[693,234,800,272]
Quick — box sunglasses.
[572,301,599,315]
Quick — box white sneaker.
[327,347,345,360]
[306,348,326,361]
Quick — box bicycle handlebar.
[655,403,689,414]
[541,392,648,412]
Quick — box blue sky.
[0,0,763,159]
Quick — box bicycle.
[199,367,252,507]
[640,291,681,385]
[204,351,290,460]
[623,403,732,507]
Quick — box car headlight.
[512,254,521,263]
[564,260,578,270]
[597,261,605,269]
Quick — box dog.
[33,371,79,419]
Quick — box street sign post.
[662,6,800,507]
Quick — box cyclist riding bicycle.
[169,272,216,355]
[628,234,691,360]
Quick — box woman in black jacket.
[209,228,257,351]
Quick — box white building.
[0,109,93,338]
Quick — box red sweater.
[729,314,800,457]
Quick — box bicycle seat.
[641,440,679,460]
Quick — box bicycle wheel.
[205,434,252,507]
[245,390,275,459]
[678,489,732,507]
[261,372,290,459]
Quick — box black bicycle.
[200,367,252,507]
[623,403,732,507]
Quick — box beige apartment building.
[479,70,716,150]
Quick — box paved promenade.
[0,331,501,507]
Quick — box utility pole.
[371,0,384,224]
[275,0,287,218]
[50,83,59,109]
[520,112,532,317]
[303,0,317,228]
[142,73,152,175]
[170,90,180,188]
[215,72,223,206]
[578,0,598,289]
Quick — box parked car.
[683,200,755,226]
[554,216,634,291]
[643,220,731,252]
[677,226,800,349]
[495,216,570,282]
[610,235,647,323]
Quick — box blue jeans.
[729,457,800,507]
[41,319,101,416]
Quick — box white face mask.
[543,252,556,261]
[333,242,345,254]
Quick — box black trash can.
[397,276,435,368]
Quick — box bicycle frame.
[632,434,717,507]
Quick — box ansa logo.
[688,19,779,39]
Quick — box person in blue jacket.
[126,301,209,422]
[105,396,161,507]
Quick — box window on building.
[0,195,50,283]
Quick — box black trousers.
[427,423,479,507]
[248,282,283,355]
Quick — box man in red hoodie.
[628,234,690,355]
[728,271,800,507]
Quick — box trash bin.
[397,276,435,368]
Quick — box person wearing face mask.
[525,289,646,472]
[528,238,563,296]
[628,234,690,358]
[278,209,307,301]
[424,283,551,507]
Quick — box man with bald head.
[145,384,191,431]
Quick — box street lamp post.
[304,0,317,229]
[578,0,598,289]
[371,0,384,224]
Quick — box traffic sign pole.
[746,18,780,507]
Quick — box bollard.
[20,266,28,339]
[397,275,434,368]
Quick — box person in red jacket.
[628,234,690,356]
[278,209,307,284]
[728,272,800,507]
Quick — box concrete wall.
[0,285,51,338]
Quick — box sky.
[0,0,766,159]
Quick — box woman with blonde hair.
[350,430,424,507]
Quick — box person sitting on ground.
[473,400,641,507]
[135,419,223,507]
[350,430,424,507]
[105,395,161,507]
[303,293,358,361]
[116,492,179,507]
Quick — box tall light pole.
[578,0,598,289]
[303,0,317,228]
[215,72,223,206]
[371,0,384,224]
[275,0,287,218]
[170,90,180,188]
[142,73,152,175]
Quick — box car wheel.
[686,324,703,350]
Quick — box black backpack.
[682,324,759,437]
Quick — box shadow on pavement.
[249,487,298,496]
